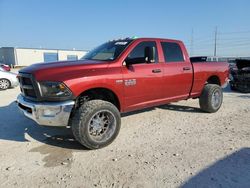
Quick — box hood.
[19,60,110,82]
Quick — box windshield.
[82,40,133,61]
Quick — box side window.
[161,42,184,62]
[127,41,158,64]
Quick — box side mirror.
[145,46,156,63]
[124,57,145,66]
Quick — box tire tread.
[199,84,223,113]
[70,100,120,149]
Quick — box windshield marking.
[115,42,128,45]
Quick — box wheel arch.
[206,75,221,86]
[75,87,121,111]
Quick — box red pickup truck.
[17,37,229,149]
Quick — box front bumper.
[17,94,75,127]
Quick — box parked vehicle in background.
[0,68,19,90]
[230,59,250,93]
[190,56,228,63]
[0,64,11,71]
[17,37,229,149]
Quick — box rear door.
[122,41,163,111]
[161,41,193,100]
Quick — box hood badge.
[116,79,136,86]
[115,80,123,84]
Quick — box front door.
[122,41,163,112]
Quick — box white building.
[0,47,88,67]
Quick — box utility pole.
[214,27,218,56]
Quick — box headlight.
[39,81,72,99]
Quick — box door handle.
[152,69,162,73]
[183,67,191,71]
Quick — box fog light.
[42,107,61,117]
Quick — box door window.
[161,42,184,62]
[126,41,158,64]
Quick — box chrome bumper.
[17,94,75,127]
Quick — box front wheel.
[0,79,11,90]
[199,84,223,113]
[70,100,121,149]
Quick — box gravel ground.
[0,85,249,188]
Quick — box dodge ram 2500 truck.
[17,37,229,149]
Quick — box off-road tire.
[70,100,121,149]
[0,79,11,90]
[199,84,223,113]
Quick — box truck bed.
[190,61,229,98]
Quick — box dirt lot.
[0,85,249,188]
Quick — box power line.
[217,41,250,46]
[217,43,250,49]
[218,30,250,35]
[218,37,250,42]
[193,37,214,43]
[188,28,250,56]
[188,39,250,47]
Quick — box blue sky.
[0,0,250,56]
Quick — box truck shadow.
[122,104,203,117]
[158,104,203,113]
[237,95,250,99]
[223,85,234,93]
[222,84,250,94]
[0,101,85,150]
[223,85,250,97]
[0,101,87,167]
[181,148,250,188]
[1,101,202,146]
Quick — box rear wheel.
[0,79,10,90]
[70,100,121,149]
[199,84,223,113]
